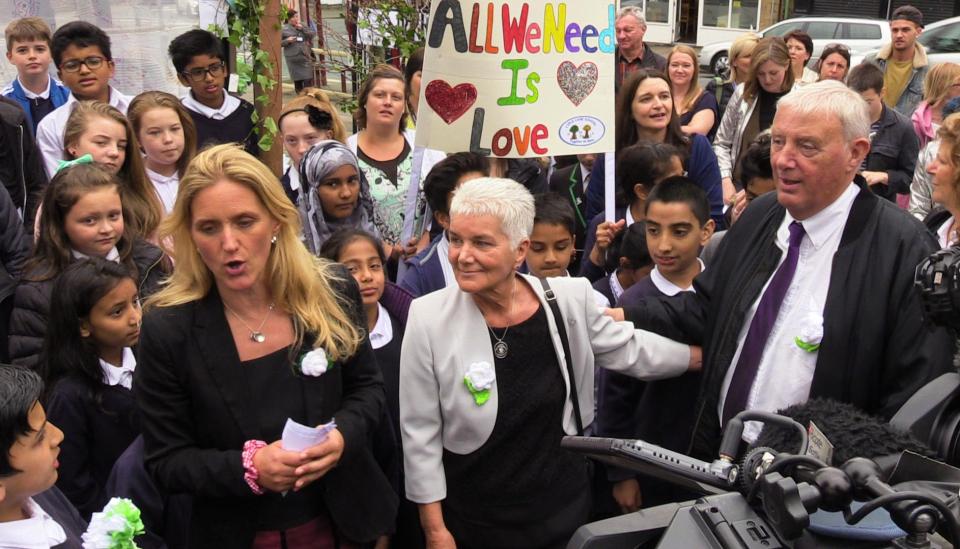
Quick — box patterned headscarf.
[298,140,379,254]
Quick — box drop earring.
[271,235,278,244]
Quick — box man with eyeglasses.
[35,21,132,178]
[168,29,258,157]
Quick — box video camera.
[563,403,960,549]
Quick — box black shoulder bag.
[538,277,584,435]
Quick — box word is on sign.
[415,0,616,158]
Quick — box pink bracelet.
[242,439,267,495]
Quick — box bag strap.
[538,277,584,436]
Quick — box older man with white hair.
[615,6,666,91]
[616,80,953,458]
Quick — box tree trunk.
[257,0,284,176]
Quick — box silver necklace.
[224,302,275,343]
[487,278,517,360]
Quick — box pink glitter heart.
[424,80,478,125]
[557,61,598,106]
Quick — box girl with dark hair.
[42,258,141,519]
[321,228,422,547]
[9,163,166,368]
[592,222,654,307]
[580,142,683,281]
[584,69,724,229]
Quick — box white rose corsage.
[794,312,823,353]
[464,361,496,405]
[82,497,145,549]
[298,347,333,377]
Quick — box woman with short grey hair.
[400,177,699,548]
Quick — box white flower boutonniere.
[82,497,145,549]
[298,348,333,377]
[464,361,496,405]
[795,312,824,353]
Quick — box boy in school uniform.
[0,365,86,549]
[35,21,132,178]
[596,176,715,513]
[526,192,579,279]
[168,29,258,157]
[399,152,488,297]
[2,17,70,135]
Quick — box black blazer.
[134,270,397,547]
[549,163,588,271]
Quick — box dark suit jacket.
[134,270,397,547]
[549,164,589,273]
[624,179,954,458]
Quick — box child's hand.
[589,219,626,266]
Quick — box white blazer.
[399,273,691,504]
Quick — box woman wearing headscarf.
[298,140,380,255]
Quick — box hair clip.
[55,154,95,174]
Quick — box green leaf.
[257,133,274,151]
[263,116,278,134]
[250,109,259,124]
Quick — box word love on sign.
[415,0,616,158]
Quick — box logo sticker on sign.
[559,116,604,147]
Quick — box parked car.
[851,15,960,66]
[699,17,891,76]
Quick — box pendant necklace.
[488,277,517,359]
[224,302,275,343]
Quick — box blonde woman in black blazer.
[135,145,396,548]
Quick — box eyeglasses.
[181,62,226,83]
[60,56,106,73]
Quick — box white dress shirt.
[146,168,179,215]
[436,233,456,288]
[36,87,132,178]
[99,347,137,389]
[368,303,393,350]
[649,259,704,296]
[0,498,67,549]
[71,246,120,263]
[579,162,592,194]
[181,90,241,120]
[719,183,860,441]
[18,76,51,100]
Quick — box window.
[845,23,882,40]
[702,0,730,28]
[920,22,960,54]
[731,0,759,29]
[764,21,802,37]
[804,21,840,39]
[645,0,670,23]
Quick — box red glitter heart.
[425,80,478,125]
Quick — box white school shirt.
[436,233,456,288]
[718,183,860,442]
[649,260,704,296]
[36,87,132,178]
[146,168,180,215]
[71,246,120,263]
[17,76,51,100]
[368,303,394,350]
[181,90,241,120]
[99,347,137,390]
[0,498,66,549]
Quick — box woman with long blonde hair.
[912,63,960,148]
[136,144,396,548]
[705,33,759,125]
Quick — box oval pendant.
[494,340,508,359]
[251,332,266,343]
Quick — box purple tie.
[722,221,806,424]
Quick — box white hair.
[617,6,647,27]
[449,177,535,248]
[776,80,870,142]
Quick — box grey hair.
[449,177,535,248]
[617,6,647,27]
[776,80,870,142]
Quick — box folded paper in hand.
[281,418,336,452]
